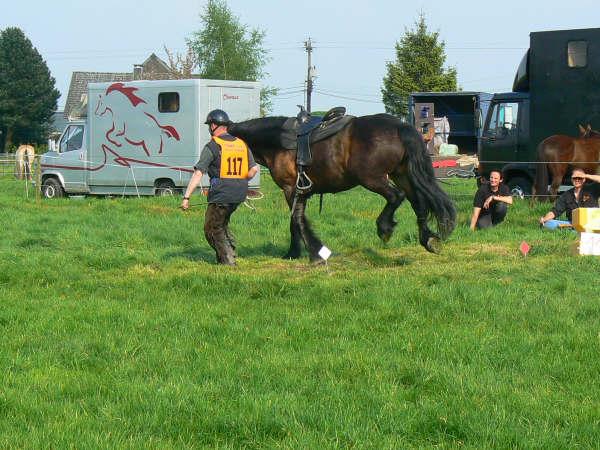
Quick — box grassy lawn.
[1,174,599,448]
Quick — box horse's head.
[578,124,600,138]
[94,94,111,117]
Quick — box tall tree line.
[0,27,59,151]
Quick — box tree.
[0,27,59,150]
[163,44,198,79]
[187,0,275,115]
[381,15,457,119]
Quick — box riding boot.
[225,227,237,257]
[223,209,237,257]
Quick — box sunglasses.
[572,177,584,181]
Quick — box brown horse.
[229,113,456,262]
[534,125,600,200]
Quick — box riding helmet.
[205,109,231,126]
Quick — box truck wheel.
[155,180,176,196]
[507,177,532,199]
[41,178,65,199]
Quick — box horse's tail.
[533,141,549,200]
[398,124,457,239]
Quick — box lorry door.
[480,100,523,175]
[56,124,87,192]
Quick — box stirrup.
[296,171,313,193]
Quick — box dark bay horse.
[229,113,456,262]
[534,124,600,199]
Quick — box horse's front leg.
[292,195,325,262]
[283,187,303,259]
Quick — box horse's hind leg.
[361,177,406,243]
[549,164,567,200]
[409,197,441,253]
[550,174,562,199]
[391,175,440,254]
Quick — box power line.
[314,89,383,104]
[316,86,382,98]
[273,90,304,99]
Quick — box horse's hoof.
[425,236,441,254]
[283,252,301,260]
[377,228,393,243]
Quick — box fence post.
[35,156,41,202]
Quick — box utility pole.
[304,38,316,113]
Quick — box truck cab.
[479,92,532,197]
[41,121,87,198]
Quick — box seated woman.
[539,169,600,229]
[470,170,513,230]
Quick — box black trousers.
[204,203,239,265]
[476,202,508,229]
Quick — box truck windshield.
[485,102,519,137]
[59,125,84,153]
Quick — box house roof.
[141,53,171,74]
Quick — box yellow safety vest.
[213,136,249,179]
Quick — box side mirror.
[474,108,482,130]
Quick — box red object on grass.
[519,241,531,256]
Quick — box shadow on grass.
[360,248,414,267]
[164,246,214,263]
[165,242,288,263]
[243,242,290,258]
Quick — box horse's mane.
[232,116,287,132]
[229,116,289,148]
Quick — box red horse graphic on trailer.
[94,82,180,156]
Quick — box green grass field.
[1,174,599,448]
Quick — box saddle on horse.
[292,105,352,193]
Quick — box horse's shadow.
[242,242,290,258]
[164,246,214,263]
[164,242,284,264]
[359,248,414,267]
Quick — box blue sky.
[2,0,599,116]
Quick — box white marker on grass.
[318,245,332,261]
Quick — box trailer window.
[159,92,180,113]
[567,41,587,68]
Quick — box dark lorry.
[478,27,600,196]
[410,27,600,196]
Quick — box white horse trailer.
[41,79,261,197]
